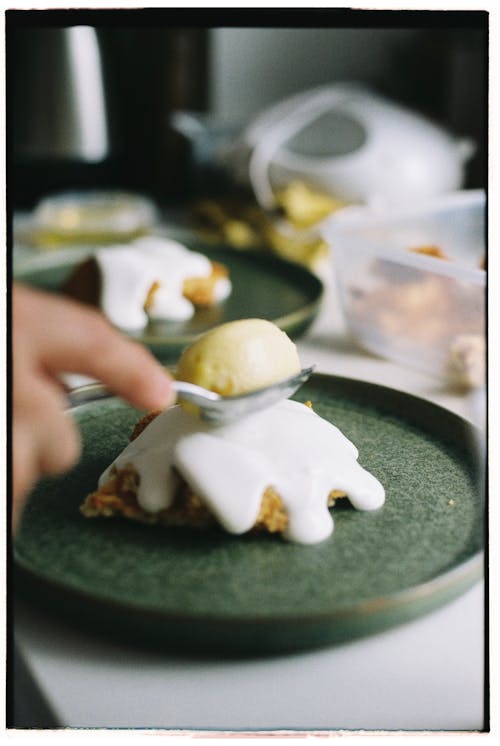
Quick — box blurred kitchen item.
[9,21,209,207]
[274,180,346,229]
[321,190,486,387]
[221,83,474,210]
[168,111,241,196]
[13,26,109,163]
[190,184,338,277]
[28,191,159,246]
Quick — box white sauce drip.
[99,400,385,544]
[95,235,231,330]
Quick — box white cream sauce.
[99,399,385,544]
[95,235,231,330]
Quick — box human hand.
[12,283,175,531]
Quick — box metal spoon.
[173,366,314,424]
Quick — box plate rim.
[13,535,483,628]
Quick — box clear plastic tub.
[321,190,486,385]
[31,190,159,246]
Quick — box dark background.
[7,9,488,210]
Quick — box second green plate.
[14,243,324,361]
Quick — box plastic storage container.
[321,190,486,385]
[31,191,159,246]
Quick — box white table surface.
[12,262,487,733]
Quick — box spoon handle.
[172,380,222,404]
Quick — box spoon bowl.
[173,366,315,424]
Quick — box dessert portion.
[81,319,385,545]
[63,235,232,330]
[81,399,385,545]
[176,318,302,397]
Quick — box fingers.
[11,283,176,533]
[12,377,81,533]
[35,384,81,476]
[14,284,175,412]
[11,419,80,531]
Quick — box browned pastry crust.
[129,409,163,441]
[410,244,449,260]
[81,467,291,533]
[80,408,346,535]
[63,257,229,312]
[181,261,229,307]
[63,256,101,306]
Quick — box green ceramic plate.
[13,375,485,655]
[14,243,323,361]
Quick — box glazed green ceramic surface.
[14,244,323,361]
[14,376,484,653]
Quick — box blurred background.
[7,10,488,389]
[8,11,487,210]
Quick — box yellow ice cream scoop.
[177,318,302,397]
